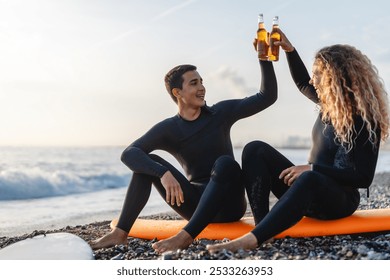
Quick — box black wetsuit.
[117,61,277,238]
[244,49,380,244]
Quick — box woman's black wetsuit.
[117,61,277,238]
[244,49,380,244]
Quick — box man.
[91,55,277,252]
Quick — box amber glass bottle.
[257,14,269,61]
[268,16,281,61]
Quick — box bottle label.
[257,30,269,60]
[268,29,281,61]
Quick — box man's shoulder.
[207,98,242,112]
[151,115,178,129]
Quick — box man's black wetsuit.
[118,61,277,238]
[243,49,380,244]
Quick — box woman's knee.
[242,141,272,163]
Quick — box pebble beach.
[1,172,389,260]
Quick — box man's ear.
[172,88,181,99]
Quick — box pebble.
[1,172,390,260]
[90,230,390,260]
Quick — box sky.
[1,0,390,147]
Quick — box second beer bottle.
[268,16,281,61]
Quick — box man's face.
[176,70,206,108]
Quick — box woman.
[207,30,389,253]
[91,49,277,252]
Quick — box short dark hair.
[164,64,197,103]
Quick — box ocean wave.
[0,169,131,201]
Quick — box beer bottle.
[268,16,281,61]
[257,14,268,61]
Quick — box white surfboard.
[0,232,94,260]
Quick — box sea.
[1,146,390,237]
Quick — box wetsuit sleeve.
[312,123,379,189]
[286,49,319,104]
[121,122,171,178]
[219,60,277,122]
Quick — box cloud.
[211,66,257,98]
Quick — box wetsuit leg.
[116,154,204,232]
[183,155,247,238]
[251,171,360,244]
[242,141,294,224]
[148,154,208,220]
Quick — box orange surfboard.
[110,208,390,240]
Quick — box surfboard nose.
[0,232,94,260]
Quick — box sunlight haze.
[1,0,389,147]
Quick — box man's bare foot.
[152,230,193,254]
[206,232,258,253]
[90,227,128,250]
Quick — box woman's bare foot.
[152,230,193,254]
[206,232,258,253]
[90,227,128,250]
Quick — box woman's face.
[310,60,323,93]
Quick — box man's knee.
[211,155,241,182]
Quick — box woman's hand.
[274,29,295,52]
[160,171,184,206]
[279,165,311,186]
[253,37,258,51]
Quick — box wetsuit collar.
[176,103,215,121]
[202,103,215,114]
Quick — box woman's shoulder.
[353,115,372,131]
[352,114,381,145]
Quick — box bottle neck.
[272,17,279,28]
[258,22,265,29]
[258,14,265,29]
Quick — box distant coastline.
[275,145,310,149]
[234,143,311,150]
[234,136,390,151]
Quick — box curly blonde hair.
[314,44,389,151]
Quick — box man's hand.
[160,171,184,206]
